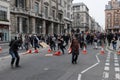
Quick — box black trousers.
[11,51,20,66]
[72,53,79,63]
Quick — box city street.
[0,0,120,80]
[0,43,120,80]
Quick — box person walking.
[9,38,21,68]
[24,34,30,51]
[112,37,117,50]
[69,36,80,64]
[58,37,65,54]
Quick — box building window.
[52,9,55,19]
[59,0,62,5]
[76,6,80,10]
[22,18,27,33]
[58,13,62,22]
[114,13,119,25]
[17,17,27,33]
[0,10,7,21]
[44,6,48,18]
[67,5,70,10]
[64,10,67,17]
[15,0,26,8]
[64,1,66,8]
[107,13,111,28]
[67,12,70,18]
[76,13,80,19]
[34,2,39,13]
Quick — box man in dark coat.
[9,38,21,68]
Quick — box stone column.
[58,24,60,34]
[31,18,35,34]
[42,20,46,35]
[26,0,30,10]
[51,23,54,35]
[27,18,29,33]
[19,17,22,33]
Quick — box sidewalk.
[0,41,9,46]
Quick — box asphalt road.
[0,44,120,80]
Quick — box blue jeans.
[9,49,20,66]
[112,43,117,50]
[9,49,15,58]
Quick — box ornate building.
[105,0,120,32]
[9,0,73,39]
[72,3,89,33]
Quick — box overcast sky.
[73,0,109,29]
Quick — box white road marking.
[78,53,100,80]
[114,57,118,59]
[81,63,99,74]
[103,72,109,78]
[106,59,110,62]
[78,74,81,80]
[115,67,120,72]
[45,54,53,56]
[105,63,110,66]
[104,66,110,71]
[114,60,118,63]
[114,63,119,66]
[44,68,49,71]
[115,73,120,79]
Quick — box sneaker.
[75,61,77,64]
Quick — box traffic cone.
[48,49,51,53]
[34,49,39,53]
[117,50,120,55]
[100,46,104,54]
[53,51,61,56]
[0,46,2,53]
[26,49,32,54]
[82,46,87,54]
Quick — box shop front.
[0,24,9,41]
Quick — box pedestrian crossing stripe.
[115,67,120,72]
[45,54,53,56]
[114,63,119,66]
[104,66,109,71]
[103,72,109,79]
[115,73,120,79]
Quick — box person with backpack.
[9,38,21,68]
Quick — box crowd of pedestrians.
[8,31,120,67]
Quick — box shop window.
[22,18,27,33]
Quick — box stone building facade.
[105,0,120,32]
[72,3,89,33]
[72,2,102,33]
[0,0,10,41]
[9,0,73,39]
